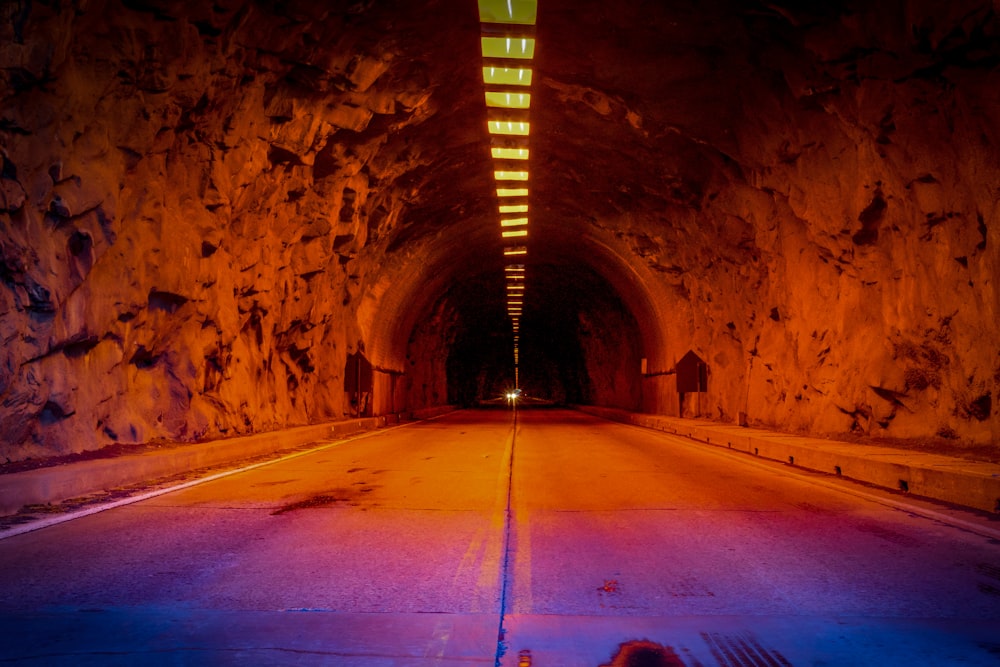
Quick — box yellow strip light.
[488,120,530,136]
[485,91,532,109]
[502,229,528,238]
[495,170,529,181]
[500,204,528,213]
[483,67,533,86]
[504,246,527,256]
[492,148,529,160]
[497,188,529,197]
[501,218,528,227]
[478,0,537,24]
[482,37,536,59]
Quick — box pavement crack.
[494,407,518,667]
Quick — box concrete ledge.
[576,405,1000,514]
[0,408,455,517]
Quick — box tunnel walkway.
[1,409,998,665]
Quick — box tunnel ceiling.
[1,0,998,462]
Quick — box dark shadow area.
[442,263,642,408]
[444,274,517,406]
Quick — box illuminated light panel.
[488,120,530,135]
[492,147,530,161]
[501,217,528,227]
[504,246,527,256]
[486,91,531,109]
[507,283,525,290]
[502,229,528,238]
[499,204,529,215]
[495,170,529,181]
[505,265,525,271]
[478,0,537,25]
[497,188,529,197]
[483,67,533,87]
[482,37,535,60]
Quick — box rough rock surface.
[0,0,997,462]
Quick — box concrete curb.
[0,407,455,517]
[576,406,1000,515]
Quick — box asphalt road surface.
[1,409,998,665]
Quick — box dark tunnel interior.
[0,0,997,463]
[442,262,642,408]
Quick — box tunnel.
[0,0,998,465]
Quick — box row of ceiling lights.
[478,0,537,388]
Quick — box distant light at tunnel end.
[479,0,537,374]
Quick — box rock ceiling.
[0,0,997,461]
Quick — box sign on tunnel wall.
[676,350,708,394]
[345,352,374,417]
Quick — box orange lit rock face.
[0,0,997,462]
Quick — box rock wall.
[0,0,483,462]
[1,0,997,463]
[537,0,999,444]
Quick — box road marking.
[494,409,519,666]
[0,420,420,541]
[628,425,1000,541]
[477,427,516,597]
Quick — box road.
[0,409,998,665]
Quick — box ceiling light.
[495,170,529,181]
[500,218,528,227]
[485,91,531,109]
[483,67,533,87]
[478,0,537,25]
[497,187,529,197]
[481,37,536,59]
[492,147,529,160]
[504,246,527,256]
[502,229,528,238]
[488,120,530,135]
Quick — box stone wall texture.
[1,0,997,462]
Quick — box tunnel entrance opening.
[431,263,643,410]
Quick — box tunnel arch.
[356,201,681,415]
[1,0,997,463]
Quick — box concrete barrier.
[0,408,455,517]
[576,405,1000,514]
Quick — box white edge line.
[0,420,419,541]
[623,423,1000,542]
